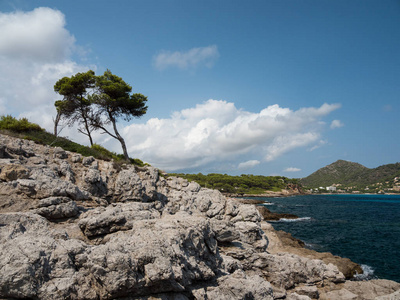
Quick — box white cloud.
[238,160,260,170]
[0,7,75,62]
[153,45,219,70]
[264,132,320,162]
[330,119,344,129]
[0,8,91,132]
[284,167,301,172]
[309,139,328,151]
[103,100,340,171]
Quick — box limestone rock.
[192,271,274,300]
[1,133,399,300]
[294,285,319,299]
[78,202,160,237]
[33,196,79,219]
[234,221,268,251]
[210,219,240,243]
[262,253,345,289]
[286,292,312,300]
[0,164,30,181]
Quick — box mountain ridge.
[300,159,400,192]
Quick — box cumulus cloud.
[105,100,340,171]
[330,119,344,129]
[0,7,91,132]
[153,45,219,70]
[238,160,260,170]
[0,7,75,62]
[284,167,301,172]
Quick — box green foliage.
[166,172,298,194]
[0,115,44,132]
[54,70,97,144]
[129,158,146,167]
[54,69,148,160]
[93,70,147,121]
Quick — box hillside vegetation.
[0,115,145,167]
[167,173,300,195]
[301,159,400,193]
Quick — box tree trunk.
[110,116,129,160]
[79,104,94,146]
[54,112,61,136]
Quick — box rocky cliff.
[0,134,399,300]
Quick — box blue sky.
[0,0,399,177]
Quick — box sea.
[255,194,400,283]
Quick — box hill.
[301,159,400,193]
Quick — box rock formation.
[0,134,399,299]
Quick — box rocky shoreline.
[0,133,399,299]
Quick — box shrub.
[0,115,44,132]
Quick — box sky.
[0,0,399,178]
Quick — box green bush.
[0,115,44,132]
[91,143,118,160]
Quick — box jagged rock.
[257,204,298,221]
[0,163,30,181]
[234,221,268,251]
[82,156,96,167]
[262,253,345,289]
[231,204,262,223]
[71,153,82,163]
[191,271,274,300]
[53,147,68,159]
[78,202,160,237]
[0,211,222,299]
[376,289,400,300]
[335,280,400,300]
[210,219,240,243]
[294,285,319,299]
[81,168,108,196]
[261,220,363,279]
[0,134,399,300]
[113,168,145,201]
[33,196,79,219]
[323,288,358,300]
[286,292,312,300]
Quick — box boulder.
[33,196,79,219]
[78,202,160,237]
[191,271,274,300]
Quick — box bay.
[255,194,400,282]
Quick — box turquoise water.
[256,194,400,282]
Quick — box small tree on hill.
[54,70,96,145]
[54,70,148,160]
[90,70,148,160]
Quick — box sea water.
[256,194,400,282]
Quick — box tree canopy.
[54,70,96,145]
[54,70,148,160]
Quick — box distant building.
[326,186,336,191]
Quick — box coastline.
[1,133,399,299]
[231,196,364,279]
[234,193,400,284]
